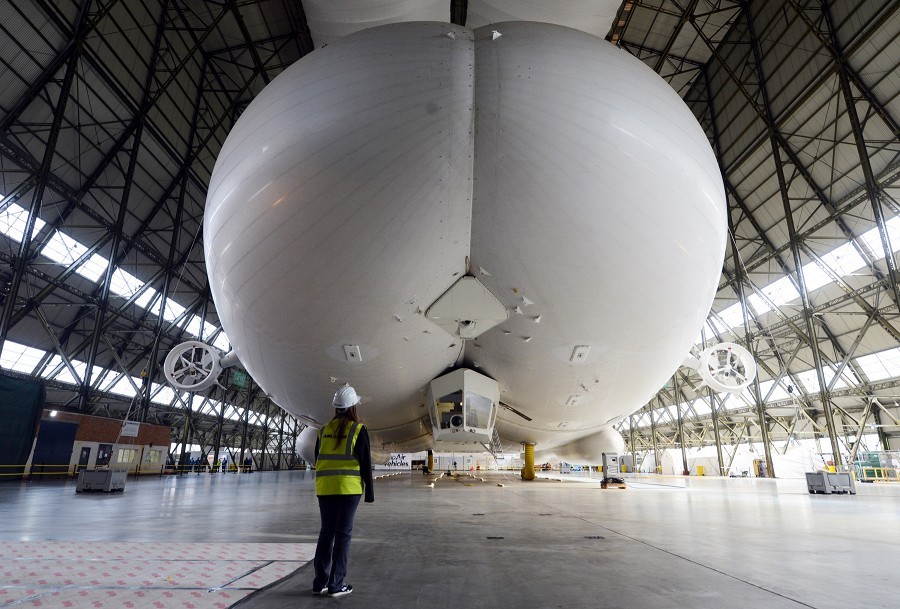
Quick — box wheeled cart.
[805,471,855,495]
[76,469,127,493]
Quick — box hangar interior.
[0,1,899,476]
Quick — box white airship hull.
[204,22,726,462]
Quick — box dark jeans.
[313,494,362,592]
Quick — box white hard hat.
[333,385,361,410]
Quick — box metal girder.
[725,0,897,173]
[728,206,775,475]
[653,0,701,73]
[786,0,900,141]
[227,0,272,86]
[686,8,898,294]
[821,1,900,309]
[698,27,900,315]
[0,0,119,133]
[0,0,94,348]
[140,179,198,419]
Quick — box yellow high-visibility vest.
[315,419,364,496]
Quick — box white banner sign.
[376,453,410,470]
[121,421,140,437]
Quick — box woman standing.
[312,385,374,598]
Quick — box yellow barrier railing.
[856,466,900,483]
[1,464,185,478]
[1,463,264,478]
[0,464,58,478]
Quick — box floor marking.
[0,542,315,609]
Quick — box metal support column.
[276,411,286,470]
[708,388,726,476]
[258,398,272,470]
[743,0,842,468]
[239,381,251,464]
[211,373,229,472]
[629,414,636,470]
[650,402,661,474]
[177,394,194,474]
[674,373,688,475]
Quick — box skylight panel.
[855,347,900,382]
[39,355,65,380]
[148,297,188,323]
[801,261,831,292]
[165,299,186,321]
[0,202,47,242]
[212,332,231,352]
[105,374,140,398]
[151,383,176,405]
[717,303,747,329]
[691,398,711,416]
[203,321,217,339]
[666,404,680,420]
[795,366,851,394]
[133,286,157,310]
[77,252,110,282]
[67,361,89,384]
[819,242,866,277]
[0,341,47,374]
[747,293,771,315]
[720,392,743,411]
[758,378,790,401]
[859,216,900,257]
[185,315,204,338]
[40,231,109,283]
[41,231,89,266]
[109,268,146,299]
[41,354,81,384]
[708,315,730,335]
[761,277,800,307]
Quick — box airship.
[163,21,756,475]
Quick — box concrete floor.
[1,470,898,609]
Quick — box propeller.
[684,342,757,393]
[163,341,239,392]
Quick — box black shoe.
[312,586,328,596]
[329,584,353,598]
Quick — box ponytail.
[333,405,360,448]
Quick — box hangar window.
[795,367,851,393]
[41,230,88,266]
[757,379,790,402]
[104,374,141,398]
[0,341,46,374]
[117,448,137,463]
[691,399,711,417]
[855,348,900,382]
[0,202,46,242]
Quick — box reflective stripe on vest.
[315,419,364,496]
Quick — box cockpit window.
[465,392,492,429]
